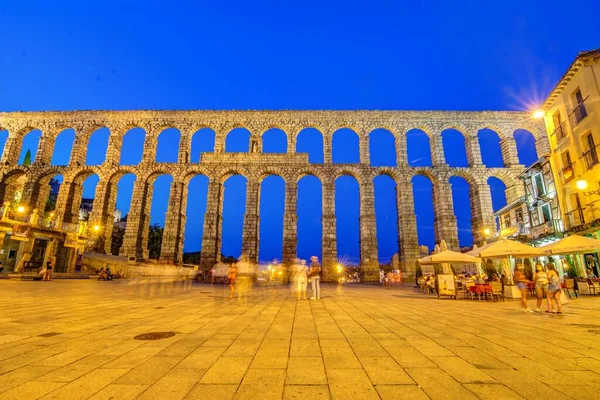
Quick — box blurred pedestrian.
[309,256,321,300]
[227,263,238,299]
[294,259,308,300]
[533,263,549,312]
[546,262,563,315]
[42,260,52,281]
[514,264,533,312]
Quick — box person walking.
[42,260,53,281]
[227,263,238,299]
[546,262,563,315]
[294,260,308,300]
[533,263,549,312]
[309,256,321,300]
[514,264,533,312]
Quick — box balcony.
[500,223,530,238]
[552,122,568,142]
[562,164,575,183]
[568,96,589,128]
[531,219,563,239]
[583,148,599,171]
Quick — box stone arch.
[297,173,323,261]
[369,128,397,167]
[156,127,181,163]
[259,174,286,262]
[190,127,216,162]
[261,128,288,154]
[293,168,326,184]
[410,172,435,250]
[183,173,210,255]
[120,127,146,166]
[225,127,251,153]
[373,174,399,262]
[220,173,249,259]
[18,129,42,166]
[486,175,508,215]
[477,128,504,167]
[217,167,251,184]
[406,128,433,167]
[441,128,468,167]
[447,174,474,247]
[50,128,76,166]
[513,128,539,166]
[332,128,360,164]
[86,127,110,166]
[333,166,364,184]
[334,173,361,265]
[296,127,324,164]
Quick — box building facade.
[542,49,600,237]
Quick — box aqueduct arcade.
[0,110,547,281]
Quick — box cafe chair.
[490,282,504,302]
[586,279,598,296]
[565,279,578,299]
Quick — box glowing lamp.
[532,110,545,119]
[576,180,588,191]
[16,206,25,213]
[93,225,100,232]
[483,228,490,236]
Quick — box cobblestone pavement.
[1,280,600,399]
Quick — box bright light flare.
[16,206,25,213]
[576,180,588,191]
[532,109,545,119]
[483,228,490,236]
[93,225,100,231]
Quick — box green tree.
[221,254,237,264]
[183,251,200,264]
[22,149,32,166]
[147,224,163,259]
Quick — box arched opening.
[146,174,173,260]
[514,129,539,167]
[296,128,324,164]
[335,175,360,265]
[111,173,137,255]
[262,129,287,154]
[297,175,322,260]
[41,174,63,213]
[369,129,396,167]
[79,174,101,221]
[488,177,507,230]
[332,128,360,164]
[183,175,209,254]
[406,129,432,167]
[50,129,75,166]
[374,175,399,262]
[191,128,215,163]
[478,129,504,168]
[120,128,145,166]
[442,129,468,167]
[259,175,285,262]
[18,129,41,165]
[0,129,8,159]
[86,127,110,165]
[449,176,473,247]
[156,128,181,163]
[220,175,248,258]
[225,128,251,152]
[411,175,434,250]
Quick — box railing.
[565,208,585,229]
[562,164,575,183]
[552,122,568,142]
[500,223,529,238]
[568,96,589,128]
[61,221,80,232]
[583,148,599,170]
[531,219,563,238]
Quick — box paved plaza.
[1,281,600,399]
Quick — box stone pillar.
[282,181,298,265]
[500,135,520,167]
[104,129,124,166]
[397,178,420,280]
[0,133,23,166]
[396,132,407,167]
[321,179,337,281]
[470,184,496,245]
[430,134,446,166]
[287,131,296,154]
[34,128,58,166]
[360,180,379,282]
[505,182,526,204]
[242,178,259,263]
[120,179,152,260]
[87,180,116,253]
[433,181,459,250]
[178,128,192,164]
[359,134,370,165]
[19,180,43,211]
[323,133,332,164]
[214,129,226,153]
[160,181,188,264]
[69,126,92,166]
[54,182,83,226]
[142,126,159,163]
[465,133,483,166]
[535,132,550,157]
[200,179,222,270]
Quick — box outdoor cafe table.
[469,284,492,299]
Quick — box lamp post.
[576,179,600,196]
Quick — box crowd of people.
[515,262,563,314]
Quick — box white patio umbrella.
[418,250,480,265]
[541,235,600,277]
[467,239,544,258]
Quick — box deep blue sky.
[1,1,599,264]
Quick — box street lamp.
[93,225,100,232]
[576,179,600,196]
[483,228,490,236]
[16,206,25,213]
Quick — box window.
[561,151,573,182]
[571,88,588,125]
[8,250,16,259]
[533,173,545,196]
[503,214,511,229]
[515,209,524,224]
[540,203,552,223]
[552,111,566,140]
[583,133,598,170]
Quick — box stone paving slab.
[2,281,600,399]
